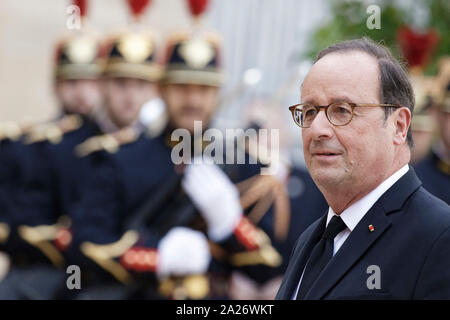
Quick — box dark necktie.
[296,215,347,299]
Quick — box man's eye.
[336,107,351,114]
[304,108,317,117]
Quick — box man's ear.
[393,107,411,145]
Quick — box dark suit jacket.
[276,167,450,300]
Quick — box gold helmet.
[161,29,224,87]
[410,75,437,132]
[53,33,103,81]
[53,1,103,81]
[102,30,162,82]
[161,0,224,87]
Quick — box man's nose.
[307,110,333,140]
[186,94,200,106]
[185,88,204,105]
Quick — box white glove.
[157,227,211,277]
[182,159,243,242]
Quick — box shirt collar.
[327,164,409,231]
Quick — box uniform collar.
[94,107,144,135]
[162,125,211,152]
[430,143,450,176]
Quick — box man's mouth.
[313,150,341,156]
[181,106,202,115]
[312,151,342,160]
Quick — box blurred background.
[0,0,325,123]
[0,0,449,161]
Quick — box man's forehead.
[301,51,380,102]
[311,51,378,80]
[315,50,378,67]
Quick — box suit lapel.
[304,167,422,299]
[305,202,391,299]
[277,214,327,299]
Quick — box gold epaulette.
[24,114,83,145]
[159,274,210,300]
[437,159,450,176]
[74,126,139,157]
[228,229,282,268]
[0,121,33,142]
[80,230,139,284]
[208,219,283,268]
[17,216,71,268]
[0,223,10,244]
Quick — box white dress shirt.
[291,164,409,299]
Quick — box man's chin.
[309,167,344,188]
[114,115,135,128]
[77,109,93,116]
[174,118,208,132]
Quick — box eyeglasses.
[288,102,402,128]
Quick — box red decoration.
[397,25,440,69]
[187,0,209,18]
[233,216,260,251]
[54,227,73,251]
[368,225,375,232]
[73,0,87,18]
[126,0,151,18]
[120,247,158,272]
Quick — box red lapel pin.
[368,225,375,232]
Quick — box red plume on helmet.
[187,0,210,19]
[126,0,152,20]
[397,25,440,71]
[72,0,87,18]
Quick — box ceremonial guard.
[65,0,289,300]
[0,0,161,298]
[409,75,437,164]
[396,26,449,204]
[414,57,450,204]
[0,2,104,298]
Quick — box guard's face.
[301,52,397,195]
[103,78,158,128]
[411,130,434,164]
[55,79,103,115]
[436,109,450,150]
[161,83,219,133]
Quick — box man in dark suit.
[277,37,450,300]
